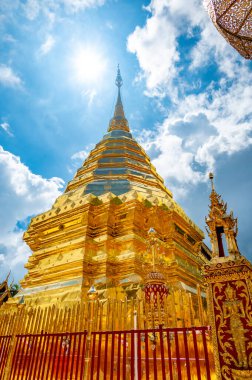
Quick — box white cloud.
[2,34,16,43]
[0,122,13,137]
[24,0,40,20]
[68,146,93,174]
[0,64,23,88]
[189,17,240,77]
[22,0,106,19]
[127,0,241,97]
[82,88,97,106]
[127,0,209,97]
[61,0,106,12]
[153,134,203,184]
[0,146,64,282]
[0,232,30,283]
[127,4,179,97]
[105,21,113,30]
[38,35,56,56]
[128,0,252,198]
[140,67,252,197]
[71,149,89,161]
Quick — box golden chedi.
[5,68,210,328]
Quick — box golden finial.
[115,64,123,89]
[209,172,215,191]
[108,65,129,132]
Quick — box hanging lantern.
[144,271,168,307]
[205,0,252,59]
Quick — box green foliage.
[10,284,20,297]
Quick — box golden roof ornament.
[209,172,214,191]
[108,65,129,132]
[0,272,12,306]
[206,173,240,259]
[205,0,252,59]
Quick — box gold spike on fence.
[0,290,207,336]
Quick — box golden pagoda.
[0,69,228,380]
[4,67,210,329]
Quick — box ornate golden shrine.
[203,173,252,380]
[1,68,210,331]
[205,0,252,59]
[0,68,218,380]
[1,70,252,380]
[0,273,11,306]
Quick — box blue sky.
[1,0,252,283]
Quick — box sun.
[71,46,107,85]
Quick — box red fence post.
[110,330,115,380]
[117,332,121,380]
[79,332,88,380]
[159,325,166,380]
[90,332,96,380]
[29,335,41,379]
[182,329,191,380]
[192,328,201,380]
[96,331,102,380]
[166,329,173,380]
[202,327,211,380]
[122,332,127,379]
[1,324,215,380]
[130,331,134,380]
[144,331,149,380]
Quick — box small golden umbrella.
[205,0,252,59]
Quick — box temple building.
[3,67,211,326]
[1,68,252,380]
[0,274,11,306]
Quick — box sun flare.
[71,46,106,85]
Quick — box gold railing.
[0,290,207,336]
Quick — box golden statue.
[223,284,248,368]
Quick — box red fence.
[2,326,214,380]
[89,326,213,380]
[9,332,87,380]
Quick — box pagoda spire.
[114,65,124,118]
[108,65,129,132]
[206,173,240,259]
[209,172,215,191]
